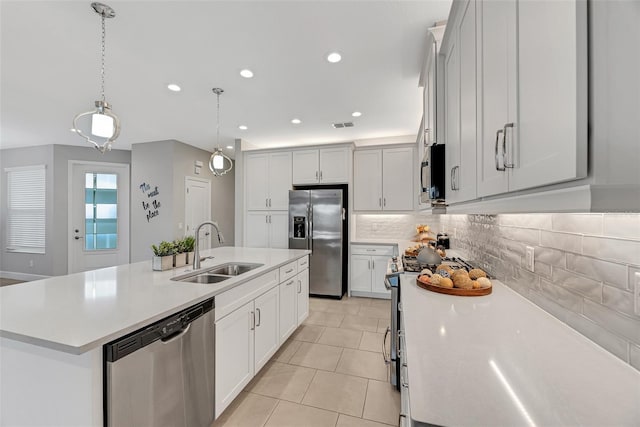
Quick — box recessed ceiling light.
[240,69,254,78]
[291,118,302,124]
[352,111,362,117]
[326,52,342,63]
[167,83,181,92]
[226,145,234,150]
[238,125,248,130]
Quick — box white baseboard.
[0,271,51,282]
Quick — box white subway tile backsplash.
[602,285,638,318]
[551,213,603,235]
[551,268,603,302]
[564,312,629,362]
[566,254,628,290]
[630,344,640,371]
[497,214,552,229]
[603,214,640,240]
[540,230,583,253]
[583,299,640,344]
[583,236,640,267]
[356,212,640,371]
[539,278,583,313]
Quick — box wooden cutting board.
[417,275,492,296]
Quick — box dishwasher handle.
[161,323,191,343]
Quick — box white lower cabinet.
[216,290,280,419]
[279,275,297,343]
[215,256,310,418]
[296,267,309,324]
[350,245,395,298]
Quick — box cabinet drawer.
[216,269,279,320]
[279,261,298,282]
[297,256,309,271]
[351,245,395,256]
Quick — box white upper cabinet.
[476,0,587,197]
[245,211,288,249]
[245,151,292,210]
[292,146,350,185]
[354,147,414,211]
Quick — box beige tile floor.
[213,296,400,427]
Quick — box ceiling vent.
[332,122,354,129]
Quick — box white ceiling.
[0,0,451,157]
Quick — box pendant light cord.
[216,90,220,149]
[100,13,106,104]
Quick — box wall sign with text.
[139,182,161,222]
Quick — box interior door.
[185,177,211,249]
[69,161,130,274]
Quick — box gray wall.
[0,145,131,277]
[130,140,235,263]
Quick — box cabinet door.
[245,153,270,210]
[269,211,289,249]
[512,0,587,191]
[458,0,478,202]
[353,150,383,211]
[268,152,292,210]
[296,268,309,325]
[292,150,319,184]
[477,0,515,197]
[215,301,254,417]
[382,147,414,211]
[319,147,349,183]
[444,32,461,203]
[350,255,372,292]
[279,276,298,343]
[245,212,269,248]
[254,286,279,373]
[371,255,391,295]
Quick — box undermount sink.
[171,262,264,284]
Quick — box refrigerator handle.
[308,203,313,253]
[342,208,346,221]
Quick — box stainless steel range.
[384,254,489,391]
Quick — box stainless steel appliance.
[104,298,215,427]
[385,255,489,391]
[289,188,346,298]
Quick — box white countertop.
[0,247,309,355]
[401,274,640,426]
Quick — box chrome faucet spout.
[193,221,224,270]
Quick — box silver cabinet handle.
[372,259,375,269]
[315,170,319,180]
[495,128,505,171]
[266,198,269,207]
[285,268,294,274]
[286,279,295,286]
[256,308,261,327]
[250,311,255,331]
[298,280,301,293]
[269,215,272,223]
[378,198,382,207]
[269,198,272,207]
[503,123,515,168]
[320,170,323,181]
[265,215,268,223]
[368,260,371,269]
[383,198,386,207]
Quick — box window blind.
[5,165,46,254]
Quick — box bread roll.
[471,280,482,289]
[453,276,473,289]
[468,268,487,280]
[476,277,492,288]
[439,277,454,288]
[420,269,433,277]
[430,274,443,285]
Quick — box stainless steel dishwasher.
[104,298,215,427]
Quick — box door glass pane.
[85,173,118,250]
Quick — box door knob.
[74,236,83,240]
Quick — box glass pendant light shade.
[208,88,233,176]
[72,3,121,154]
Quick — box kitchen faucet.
[193,221,225,270]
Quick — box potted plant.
[182,235,196,265]
[151,241,175,271]
[173,239,187,268]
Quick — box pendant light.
[209,88,233,176]
[72,2,121,153]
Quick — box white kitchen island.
[400,274,640,426]
[0,247,310,426]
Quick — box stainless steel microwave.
[420,144,445,203]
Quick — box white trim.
[0,271,50,282]
[4,164,46,172]
[184,176,211,237]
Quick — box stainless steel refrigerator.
[289,188,346,298]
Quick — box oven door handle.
[383,326,391,365]
[384,277,392,290]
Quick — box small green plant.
[182,235,196,252]
[151,241,175,257]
